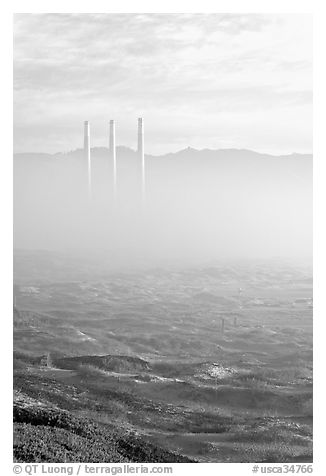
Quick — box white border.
[3,2,322,474]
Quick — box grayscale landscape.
[14,249,312,462]
[13,13,312,464]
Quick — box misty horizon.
[14,146,312,265]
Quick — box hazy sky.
[14,13,312,155]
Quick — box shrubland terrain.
[13,251,313,462]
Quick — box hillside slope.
[14,391,194,463]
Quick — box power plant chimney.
[84,121,91,199]
[109,120,117,199]
[137,118,145,201]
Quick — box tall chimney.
[137,118,145,201]
[84,121,91,199]
[109,120,117,199]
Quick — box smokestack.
[84,121,91,199]
[109,120,117,199]
[137,118,145,201]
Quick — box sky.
[13,13,312,155]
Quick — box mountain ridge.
[13,147,313,160]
